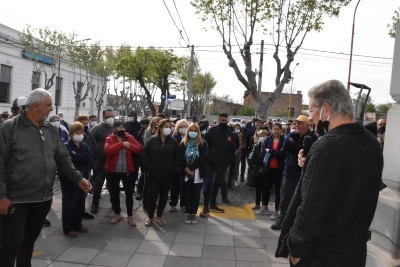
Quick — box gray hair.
[25,88,51,109]
[48,114,59,122]
[308,80,355,119]
[175,119,189,129]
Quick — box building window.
[55,76,63,107]
[0,65,12,103]
[31,71,41,90]
[81,102,86,108]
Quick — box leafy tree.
[236,106,255,116]
[191,71,217,117]
[66,39,103,119]
[376,102,393,114]
[271,108,289,118]
[388,6,400,38]
[20,26,67,90]
[191,0,350,118]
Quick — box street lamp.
[347,0,362,92]
[55,38,91,114]
[288,63,299,121]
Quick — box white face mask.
[51,121,61,128]
[163,128,172,136]
[105,117,114,126]
[179,127,187,135]
[90,121,97,127]
[73,134,84,143]
[128,117,134,122]
[235,129,241,133]
[257,130,261,135]
[201,130,206,135]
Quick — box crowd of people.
[0,80,386,266]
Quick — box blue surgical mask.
[188,132,198,139]
[241,123,246,128]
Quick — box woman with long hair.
[258,123,286,219]
[141,119,180,227]
[179,123,208,224]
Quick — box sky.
[0,0,398,106]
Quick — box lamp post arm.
[347,0,361,92]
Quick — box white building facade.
[0,23,107,123]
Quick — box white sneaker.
[255,207,270,215]
[270,211,279,220]
[251,204,261,210]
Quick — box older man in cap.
[271,115,318,230]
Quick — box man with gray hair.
[275,80,384,266]
[0,88,92,267]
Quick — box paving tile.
[236,261,273,267]
[234,235,265,248]
[259,228,281,239]
[165,256,201,267]
[206,225,233,235]
[204,233,234,246]
[271,264,290,267]
[263,237,279,250]
[235,247,270,262]
[202,245,235,260]
[267,249,289,263]
[145,229,177,242]
[35,229,56,243]
[169,243,203,258]
[174,231,204,245]
[232,219,259,227]
[233,226,261,237]
[136,240,172,255]
[200,258,236,267]
[206,217,233,226]
[103,237,142,252]
[49,262,87,267]
[33,242,71,261]
[57,246,100,264]
[257,219,274,229]
[31,258,52,267]
[91,249,133,267]
[126,253,166,267]
[179,223,207,234]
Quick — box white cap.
[17,97,27,108]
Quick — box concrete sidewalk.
[32,192,290,267]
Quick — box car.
[229,118,242,125]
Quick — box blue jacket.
[282,130,318,178]
[61,139,92,180]
[261,135,286,172]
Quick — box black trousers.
[108,172,134,216]
[183,179,202,214]
[0,200,52,267]
[169,172,184,207]
[265,167,282,210]
[147,178,172,218]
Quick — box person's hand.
[78,178,92,193]
[289,138,293,142]
[123,142,131,148]
[0,198,12,215]
[298,149,305,168]
[289,254,301,265]
[265,148,270,153]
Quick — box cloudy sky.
[1,0,398,105]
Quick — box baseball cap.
[295,115,310,125]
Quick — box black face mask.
[116,130,125,137]
[218,122,228,130]
[84,126,89,132]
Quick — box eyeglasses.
[39,129,45,142]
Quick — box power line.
[172,0,191,46]
[162,0,188,47]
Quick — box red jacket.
[104,132,142,174]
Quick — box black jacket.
[179,140,208,178]
[204,124,236,172]
[261,135,286,172]
[141,135,180,182]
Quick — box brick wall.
[243,92,303,117]
[212,99,244,115]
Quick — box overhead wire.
[172,0,191,46]
[162,0,189,47]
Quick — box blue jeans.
[91,158,107,208]
[136,170,144,194]
[0,200,52,267]
[60,178,86,234]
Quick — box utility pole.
[202,80,207,115]
[186,45,194,118]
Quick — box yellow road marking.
[198,204,256,220]
[32,251,46,256]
